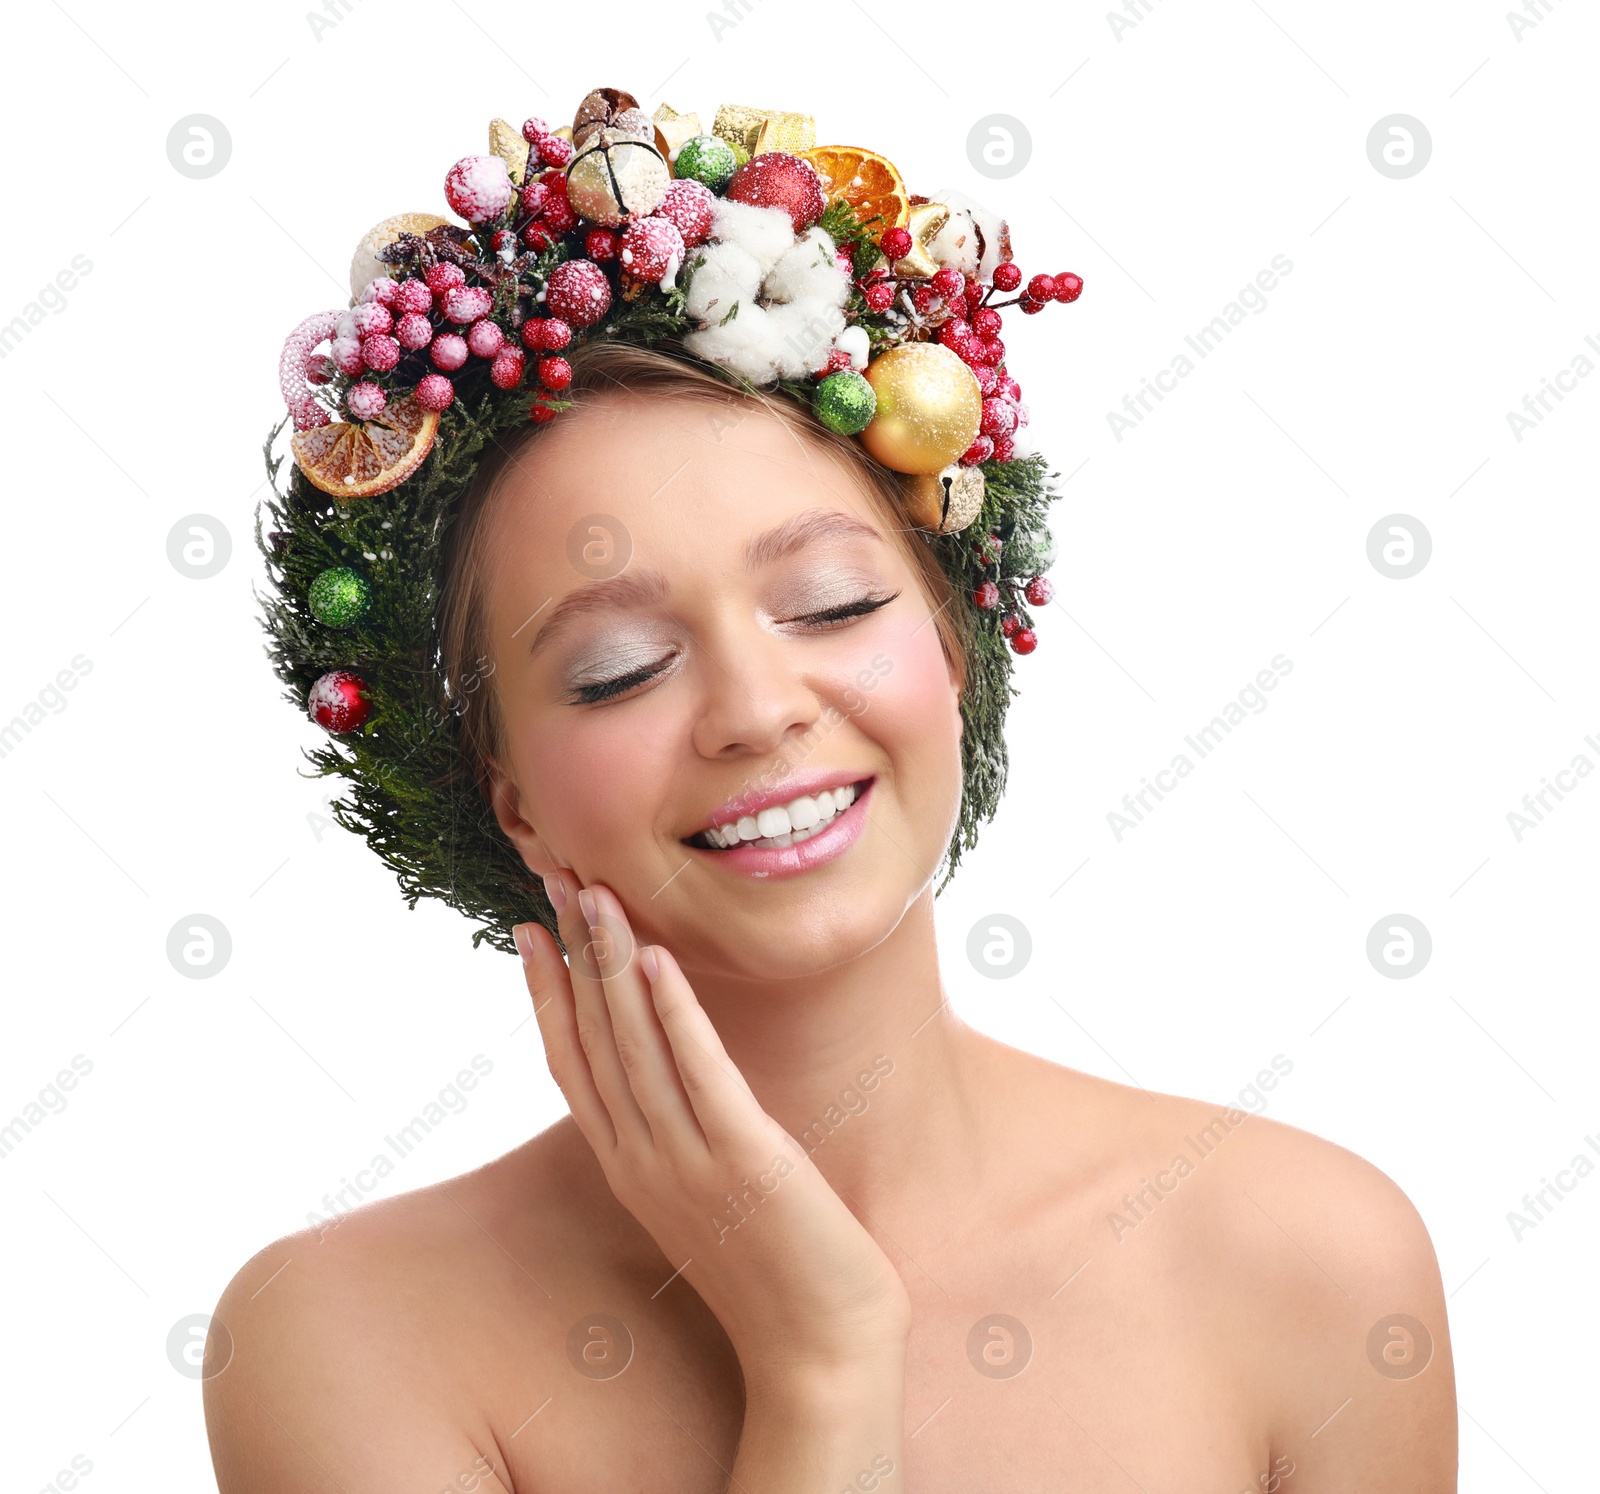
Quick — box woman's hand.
[514,871,912,1387]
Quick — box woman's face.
[480,390,965,980]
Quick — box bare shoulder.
[203,1127,595,1494]
[1016,1049,1458,1488]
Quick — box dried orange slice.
[291,392,440,501]
[797,145,910,235]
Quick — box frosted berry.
[442,286,492,324]
[532,132,573,169]
[880,226,912,260]
[466,318,504,358]
[1024,575,1055,606]
[974,337,1005,365]
[584,227,619,262]
[1018,295,1045,315]
[821,347,852,375]
[974,580,1000,610]
[540,192,579,235]
[912,284,937,313]
[306,353,334,385]
[522,222,555,252]
[444,155,513,223]
[308,670,370,733]
[529,398,559,424]
[490,346,526,389]
[520,181,549,218]
[521,117,549,143]
[360,333,400,372]
[415,374,455,411]
[654,178,716,247]
[961,434,995,465]
[394,278,432,315]
[972,307,1002,337]
[619,216,684,281]
[330,336,365,376]
[359,277,399,307]
[544,259,611,327]
[973,363,1000,395]
[1054,272,1084,303]
[1009,627,1038,656]
[938,317,972,350]
[1027,273,1056,301]
[1000,614,1021,637]
[345,382,386,420]
[539,356,572,391]
[931,267,965,302]
[863,281,895,312]
[980,397,1017,438]
[425,263,466,297]
[430,332,468,371]
[350,302,393,337]
[991,433,1016,462]
[395,312,433,350]
[991,262,1022,292]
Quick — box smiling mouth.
[684,779,874,852]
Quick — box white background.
[1,0,1594,1487]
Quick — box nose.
[688,618,827,763]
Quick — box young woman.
[207,340,1457,1492]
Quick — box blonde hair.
[436,338,970,796]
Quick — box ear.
[487,755,560,879]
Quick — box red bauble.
[1009,628,1038,656]
[974,580,1000,610]
[723,152,826,234]
[1024,575,1055,606]
[544,259,611,328]
[308,670,371,733]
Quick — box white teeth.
[695,781,864,850]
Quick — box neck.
[679,889,992,1229]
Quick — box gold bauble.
[858,343,984,475]
[905,463,985,534]
[348,212,449,301]
[565,127,671,226]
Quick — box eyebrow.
[526,508,885,659]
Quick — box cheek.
[845,610,962,769]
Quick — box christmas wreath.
[256,87,1084,954]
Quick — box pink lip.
[686,779,874,881]
[685,769,876,839]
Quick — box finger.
[549,869,653,1149]
[583,884,706,1153]
[640,943,769,1149]
[516,920,617,1153]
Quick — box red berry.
[521,318,546,351]
[973,363,1000,395]
[395,312,433,350]
[1000,614,1021,637]
[1054,272,1084,303]
[350,302,392,337]
[964,277,986,312]
[522,223,555,253]
[529,399,559,424]
[1018,295,1046,315]
[490,346,526,389]
[960,434,995,465]
[520,181,549,218]
[1024,575,1055,606]
[991,262,1022,292]
[466,318,504,358]
[424,262,466,296]
[444,155,513,223]
[1009,627,1038,656]
[863,281,895,312]
[938,317,972,350]
[974,580,1000,610]
[931,267,965,301]
[821,347,852,374]
[1027,274,1056,301]
[308,670,370,733]
[540,317,572,351]
[359,333,399,372]
[880,226,912,260]
[980,397,1017,438]
[394,279,432,315]
[430,333,468,371]
[584,227,619,262]
[533,133,573,169]
[544,260,610,328]
[541,193,579,234]
[619,216,684,281]
[415,374,454,412]
[991,433,1016,462]
[521,117,549,144]
[654,179,717,248]
[1004,376,1022,400]
[975,337,1005,365]
[442,285,492,323]
[972,307,1002,337]
[538,356,572,390]
[490,229,515,254]
[912,283,937,312]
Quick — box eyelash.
[568,590,901,706]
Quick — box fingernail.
[543,873,567,913]
[640,946,659,983]
[513,923,535,962]
[577,887,597,924]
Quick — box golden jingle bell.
[904,463,986,535]
[565,126,671,226]
[857,343,983,475]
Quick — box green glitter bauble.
[674,134,739,192]
[812,369,876,435]
[308,567,372,628]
